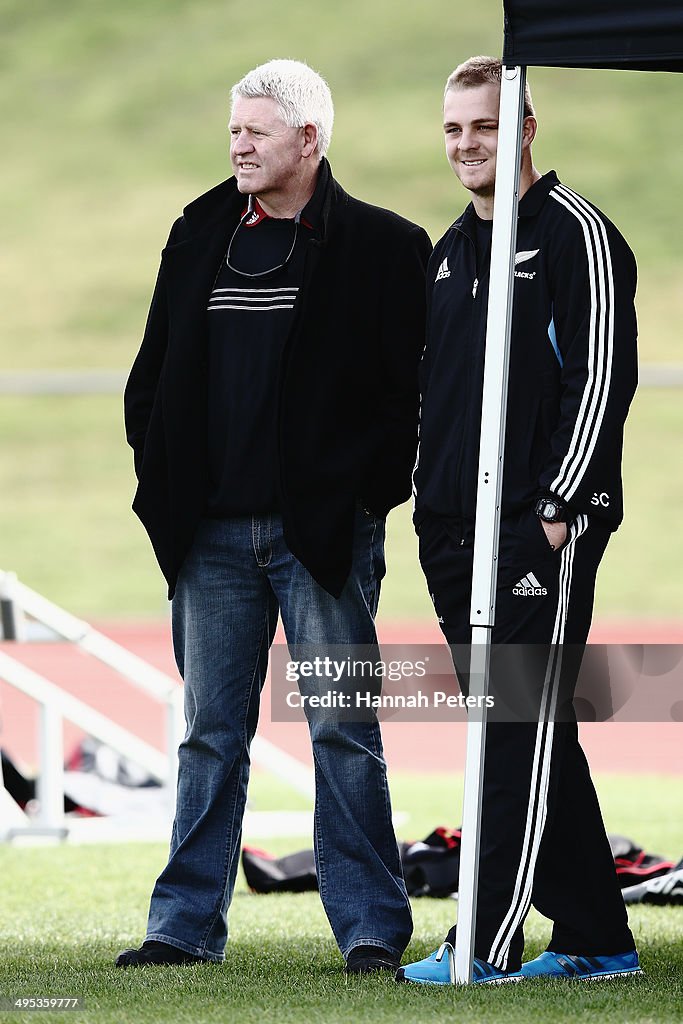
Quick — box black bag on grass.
[241,828,461,897]
[242,827,681,903]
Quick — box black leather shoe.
[115,940,207,968]
[346,945,400,974]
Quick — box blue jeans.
[146,510,412,962]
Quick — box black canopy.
[503,0,683,72]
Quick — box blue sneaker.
[395,942,522,986]
[519,950,642,981]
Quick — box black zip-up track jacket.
[414,171,638,530]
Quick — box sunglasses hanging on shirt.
[226,194,301,278]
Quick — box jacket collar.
[179,157,339,241]
[451,169,561,237]
[518,169,560,217]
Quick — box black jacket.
[414,171,638,529]
[124,161,432,598]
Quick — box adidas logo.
[435,258,450,281]
[512,571,547,597]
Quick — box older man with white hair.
[119,59,431,973]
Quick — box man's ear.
[521,115,537,150]
[301,122,319,158]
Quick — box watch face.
[536,497,562,521]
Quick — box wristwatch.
[534,495,566,523]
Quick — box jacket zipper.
[451,223,488,541]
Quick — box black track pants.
[418,508,635,971]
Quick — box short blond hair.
[445,56,535,118]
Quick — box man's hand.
[539,519,567,551]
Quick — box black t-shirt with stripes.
[205,201,316,516]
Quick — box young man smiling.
[120,59,431,974]
[400,56,641,985]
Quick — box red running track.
[1,619,681,776]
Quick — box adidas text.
[513,572,547,597]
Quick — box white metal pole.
[455,64,527,985]
[165,688,184,811]
[36,701,65,830]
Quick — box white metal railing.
[0,650,171,828]
[0,570,315,841]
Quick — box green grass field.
[0,0,681,617]
[1,772,681,1024]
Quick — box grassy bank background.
[1,0,681,618]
